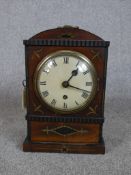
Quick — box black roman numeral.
[81,92,88,99]
[83,70,89,75]
[75,101,79,105]
[40,81,46,85]
[43,69,49,74]
[51,99,56,106]
[63,57,69,64]
[42,91,49,97]
[64,103,67,109]
[52,60,57,67]
[86,82,92,86]
[76,61,79,67]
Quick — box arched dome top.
[29,26,104,41]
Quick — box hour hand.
[67,68,78,82]
[71,68,78,76]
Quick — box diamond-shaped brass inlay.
[54,126,77,136]
[42,125,88,136]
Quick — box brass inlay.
[32,48,43,60]
[86,105,98,115]
[42,126,49,135]
[58,33,75,39]
[33,103,44,114]
[41,125,88,137]
[91,50,100,60]
[80,128,89,134]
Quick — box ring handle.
[22,80,26,87]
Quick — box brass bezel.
[34,50,97,114]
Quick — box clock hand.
[67,68,78,82]
[68,84,90,93]
[62,81,90,93]
[62,69,78,88]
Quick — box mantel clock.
[23,26,110,154]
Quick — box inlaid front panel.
[31,121,100,143]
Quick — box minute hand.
[68,84,90,93]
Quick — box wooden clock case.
[23,26,110,154]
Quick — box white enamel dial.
[35,51,97,114]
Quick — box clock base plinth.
[23,137,105,154]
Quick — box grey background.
[0,0,131,174]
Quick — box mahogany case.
[23,26,110,154]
